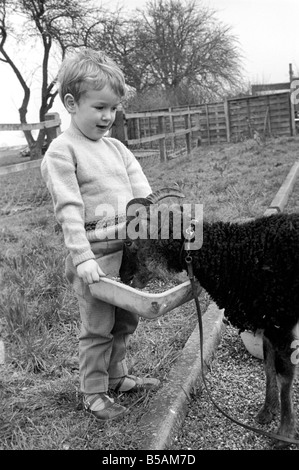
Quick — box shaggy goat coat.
[188,213,299,334]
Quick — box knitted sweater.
[41,124,151,266]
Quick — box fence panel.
[197,102,227,145]
[228,92,291,141]
[111,92,294,163]
[119,108,201,161]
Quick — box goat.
[119,188,299,447]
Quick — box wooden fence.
[0,112,61,135]
[0,113,61,175]
[112,91,295,162]
[113,107,202,162]
[1,92,295,169]
[227,92,293,142]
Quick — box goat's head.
[119,187,186,288]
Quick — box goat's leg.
[274,348,296,447]
[256,334,280,424]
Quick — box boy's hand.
[77,259,106,284]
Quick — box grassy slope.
[0,136,299,449]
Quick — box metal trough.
[90,277,201,320]
[88,251,201,320]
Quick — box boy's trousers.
[65,240,139,394]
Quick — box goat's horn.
[126,188,185,220]
[146,187,185,204]
[126,197,151,220]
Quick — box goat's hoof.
[271,426,296,449]
[256,407,276,424]
[271,434,294,449]
[272,438,290,450]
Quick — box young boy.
[41,49,160,420]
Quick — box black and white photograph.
[0,0,299,454]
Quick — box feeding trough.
[89,251,201,319]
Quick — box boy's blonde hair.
[57,49,126,105]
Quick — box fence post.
[224,99,231,143]
[136,117,141,141]
[45,112,61,145]
[205,104,211,145]
[184,112,191,157]
[289,83,297,136]
[168,108,176,152]
[158,116,167,162]
[264,97,272,136]
[111,109,128,144]
[148,116,153,149]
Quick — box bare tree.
[132,0,244,105]
[0,0,108,159]
[86,0,244,107]
[83,10,154,94]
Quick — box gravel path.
[168,324,299,451]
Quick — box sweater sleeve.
[110,138,152,198]
[41,151,95,266]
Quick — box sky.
[0,0,299,145]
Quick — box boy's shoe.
[83,392,127,421]
[109,374,160,393]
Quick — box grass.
[0,146,28,167]
[0,135,299,449]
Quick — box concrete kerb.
[138,302,224,450]
[264,160,299,216]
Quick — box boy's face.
[70,86,121,141]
